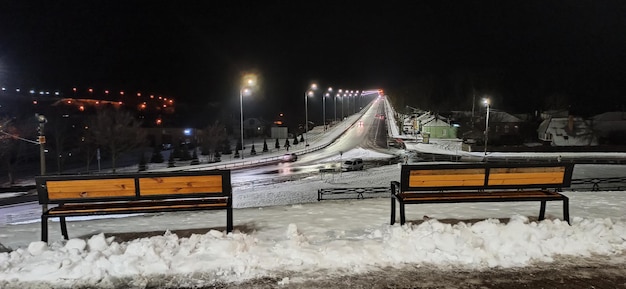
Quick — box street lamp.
[483,98,491,157]
[304,83,317,146]
[239,74,256,159]
[323,87,332,131]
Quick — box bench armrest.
[390,181,401,195]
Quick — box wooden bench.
[35,170,233,242]
[390,163,575,225]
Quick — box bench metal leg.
[563,197,570,225]
[538,201,547,221]
[60,217,69,240]
[399,202,406,225]
[390,196,396,225]
[41,215,48,242]
[226,207,233,233]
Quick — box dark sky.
[1,1,625,125]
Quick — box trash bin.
[422,132,430,144]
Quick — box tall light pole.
[37,114,47,176]
[483,98,491,157]
[333,90,337,122]
[239,74,256,159]
[304,83,317,146]
[35,114,48,219]
[341,93,346,121]
[323,87,332,131]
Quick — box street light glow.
[240,73,258,159]
[304,83,317,146]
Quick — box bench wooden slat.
[488,167,566,186]
[408,168,486,187]
[48,200,229,215]
[46,178,136,200]
[409,174,486,187]
[400,190,564,202]
[139,175,223,196]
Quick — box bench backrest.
[400,163,574,192]
[36,170,231,204]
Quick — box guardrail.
[318,186,389,201]
[569,177,626,191]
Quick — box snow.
[0,98,625,288]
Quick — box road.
[229,96,393,184]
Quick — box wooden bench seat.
[36,170,233,242]
[390,163,575,225]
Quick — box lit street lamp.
[483,98,490,157]
[239,74,256,159]
[304,83,317,146]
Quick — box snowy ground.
[1,160,625,288]
[1,98,625,288]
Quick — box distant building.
[537,115,598,146]
[234,117,269,138]
[417,113,458,139]
[592,111,626,145]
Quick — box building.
[417,113,458,139]
[537,115,598,146]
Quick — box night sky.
[1,1,625,126]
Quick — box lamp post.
[239,74,256,159]
[37,114,47,176]
[304,83,317,146]
[483,98,490,157]
[37,114,47,214]
[341,93,346,121]
[333,90,337,122]
[323,87,332,131]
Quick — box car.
[282,153,298,162]
[341,158,364,171]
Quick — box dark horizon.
[1,1,625,126]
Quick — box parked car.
[341,158,364,171]
[282,153,298,162]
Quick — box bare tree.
[200,121,227,162]
[0,117,37,184]
[86,107,147,172]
